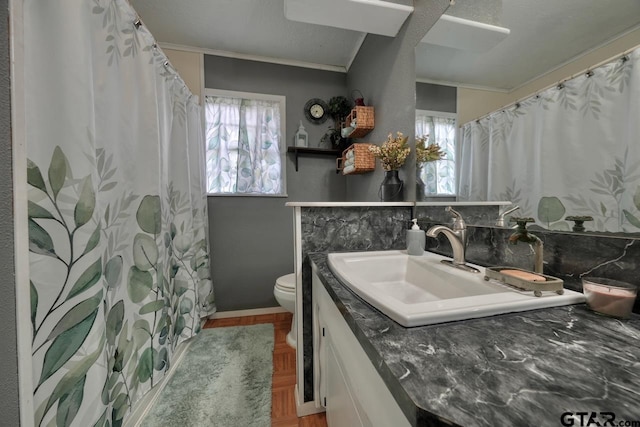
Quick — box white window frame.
[415,109,458,197]
[204,88,287,197]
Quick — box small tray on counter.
[484,266,565,297]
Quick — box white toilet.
[274,273,297,348]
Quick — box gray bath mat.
[141,323,274,427]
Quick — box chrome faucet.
[427,207,479,273]
[496,205,520,227]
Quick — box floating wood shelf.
[287,146,341,171]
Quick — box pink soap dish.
[582,277,637,319]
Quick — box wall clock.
[304,98,329,124]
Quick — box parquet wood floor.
[204,313,327,427]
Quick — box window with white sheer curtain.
[204,89,286,195]
[415,110,457,195]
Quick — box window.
[416,110,457,196]
[204,89,286,196]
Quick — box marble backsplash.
[422,221,640,313]
[414,204,503,226]
[301,207,411,253]
[300,206,412,402]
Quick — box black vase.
[380,170,403,201]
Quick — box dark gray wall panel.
[416,81,457,113]
[208,197,294,311]
[204,55,348,311]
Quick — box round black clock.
[304,98,329,124]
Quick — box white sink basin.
[327,250,586,327]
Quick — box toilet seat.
[275,273,296,291]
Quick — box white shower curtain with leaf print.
[24,1,214,426]
[458,47,640,233]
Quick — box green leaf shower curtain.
[24,1,214,426]
[458,47,640,233]
[205,96,283,194]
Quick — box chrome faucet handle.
[496,205,520,227]
[445,206,465,231]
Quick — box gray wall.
[1,0,21,424]
[204,55,349,311]
[344,0,451,201]
[416,81,457,113]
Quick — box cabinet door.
[326,336,366,427]
[312,267,410,427]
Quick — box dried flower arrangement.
[369,132,411,171]
[416,135,445,163]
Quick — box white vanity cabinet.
[312,265,412,427]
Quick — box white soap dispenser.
[407,218,425,256]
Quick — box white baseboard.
[209,306,287,319]
[295,384,325,417]
[124,338,194,427]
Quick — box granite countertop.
[309,253,640,427]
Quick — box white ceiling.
[416,0,640,90]
[129,0,363,69]
[130,0,640,91]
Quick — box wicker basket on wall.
[344,106,374,139]
[336,143,376,175]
